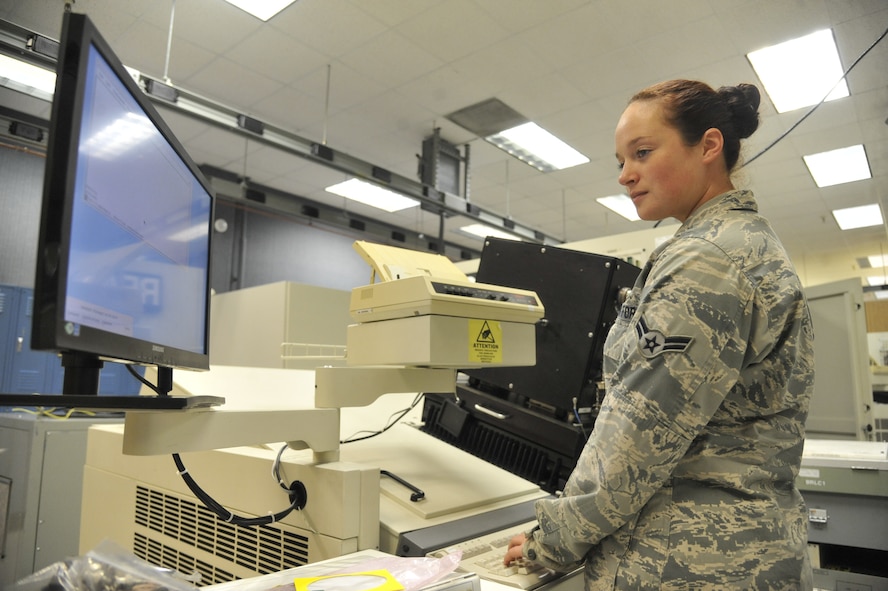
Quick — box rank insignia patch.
[635,316,693,358]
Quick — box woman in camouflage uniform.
[504,80,815,590]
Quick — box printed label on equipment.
[469,319,502,363]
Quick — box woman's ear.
[700,127,725,165]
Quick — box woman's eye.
[636,149,650,158]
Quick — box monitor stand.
[0,354,224,411]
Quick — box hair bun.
[718,83,761,139]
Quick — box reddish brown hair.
[631,80,761,171]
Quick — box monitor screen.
[30,12,214,402]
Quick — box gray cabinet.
[0,413,123,587]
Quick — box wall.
[211,199,371,294]
[794,250,878,289]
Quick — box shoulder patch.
[635,316,693,358]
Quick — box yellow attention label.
[469,319,502,363]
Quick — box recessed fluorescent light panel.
[445,98,588,172]
[832,203,882,230]
[0,54,56,100]
[223,0,298,21]
[747,29,848,113]
[596,194,640,222]
[485,122,589,172]
[325,178,419,213]
[868,255,888,269]
[804,144,871,188]
[458,223,521,241]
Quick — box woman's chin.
[635,208,657,222]
[638,211,671,224]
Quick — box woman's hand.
[503,533,527,566]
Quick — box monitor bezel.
[31,11,214,375]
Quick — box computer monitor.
[24,12,219,409]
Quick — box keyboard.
[429,522,563,590]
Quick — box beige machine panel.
[124,365,340,456]
[338,423,548,556]
[349,241,544,326]
[345,241,543,370]
[210,282,351,369]
[81,424,379,585]
[342,423,542,518]
[349,275,543,324]
[346,315,537,368]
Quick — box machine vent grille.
[134,485,310,581]
[133,533,236,585]
[422,402,564,490]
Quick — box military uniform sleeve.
[524,237,756,568]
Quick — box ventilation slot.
[134,533,235,586]
[134,486,310,580]
[422,404,564,491]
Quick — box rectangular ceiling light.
[458,223,521,241]
[0,54,56,101]
[223,0,298,21]
[326,178,419,213]
[868,255,888,269]
[485,122,589,172]
[832,203,882,230]
[596,194,640,222]
[747,29,848,113]
[804,144,871,188]
[446,98,588,173]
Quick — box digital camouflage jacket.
[525,190,815,590]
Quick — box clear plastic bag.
[334,552,462,591]
[13,539,198,591]
[208,550,463,591]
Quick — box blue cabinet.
[0,284,142,397]
[0,285,54,394]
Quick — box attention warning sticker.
[469,319,502,363]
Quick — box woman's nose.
[619,164,634,186]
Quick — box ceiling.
[1,0,887,285]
